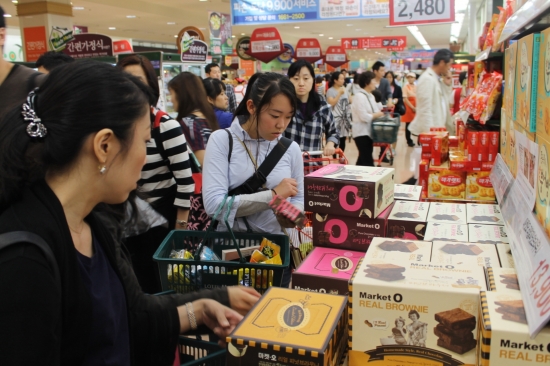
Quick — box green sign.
[49,26,74,51]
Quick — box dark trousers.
[405,123,413,144]
[354,135,374,166]
[339,137,347,153]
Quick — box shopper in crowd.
[327,71,352,152]
[0,60,261,365]
[347,70,361,99]
[315,75,325,97]
[234,77,247,105]
[205,63,238,114]
[36,51,75,74]
[452,71,467,115]
[372,61,393,107]
[286,59,338,156]
[385,71,404,116]
[168,72,219,165]
[402,72,418,147]
[117,54,194,294]
[0,5,46,117]
[202,73,303,288]
[203,77,232,129]
[351,71,385,167]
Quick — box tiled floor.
[339,123,416,184]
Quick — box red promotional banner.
[295,38,323,63]
[246,27,285,63]
[324,46,348,68]
[113,40,133,54]
[23,26,47,62]
[341,36,407,50]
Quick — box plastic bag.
[492,7,507,52]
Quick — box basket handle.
[223,196,247,264]
[194,195,229,260]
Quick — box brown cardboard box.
[535,133,550,238]
[504,42,517,115]
[387,200,430,240]
[305,164,394,219]
[312,203,393,251]
[514,32,541,132]
[536,27,550,140]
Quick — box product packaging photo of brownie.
[348,258,486,365]
[430,241,500,268]
[292,247,363,295]
[304,164,395,219]
[466,203,505,225]
[427,202,467,224]
[479,291,550,365]
[468,224,509,244]
[226,287,348,366]
[496,243,515,268]
[364,237,432,263]
[393,184,422,201]
[387,200,430,240]
[312,203,393,251]
[485,267,520,292]
[423,223,469,242]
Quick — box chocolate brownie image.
[471,215,501,223]
[477,240,500,244]
[364,263,406,282]
[388,225,405,238]
[434,308,476,331]
[378,240,419,253]
[393,212,420,219]
[431,214,460,221]
[434,324,474,340]
[329,192,338,201]
[318,231,330,245]
[500,274,520,290]
[394,193,414,198]
[357,184,370,199]
[376,184,383,208]
[440,244,483,256]
[364,271,405,282]
[349,229,359,239]
[495,308,527,324]
[495,300,527,324]
[436,338,476,354]
[434,327,474,345]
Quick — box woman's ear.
[93,128,118,164]
[207,96,214,105]
[246,99,255,115]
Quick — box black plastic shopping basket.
[178,336,225,366]
[153,196,290,294]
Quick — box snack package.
[483,14,499,51]
[250,250,269,263]
[269,195,306,228]
[260,237,280,258]
[200,245,221,261]
[491,7,507,52]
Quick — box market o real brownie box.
[478,291,550,366]
[466,203,505,225]
[226,287,348,366]
[468,224,509,244]
[496,243,515,268]
[387,200,430,240]
[393,184,422,201]
[427,202,467,224]
[514,32,541,132]
[364,237,432,263]
[305,164,394,219]
[424,223,469,242]
[312,203,393,251]
[292,247,364,296]
[431,241,500,269]
[348,258,487,366]
[485,267,520,293]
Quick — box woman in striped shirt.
[118,55,194,293]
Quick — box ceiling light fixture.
[355,28,361,31]
[73,6,85,10]
[167,22,176,25]
[328,37,333,40]
[319,34,324,36]
[12,0,18,3]
[346,24,353,26]
[407,25,431,50]
[174,35,178,38]
[232,35,236,38]
[109,27,116,30]
[4,13,12,17]
[294,26,300,29]
[126,15,136,18]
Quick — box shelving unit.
[498,0,550,44]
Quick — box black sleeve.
[0,244,61,365]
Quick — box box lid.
[388,200,430,222]
[466,203,505,225]
[227,287,347,353]
[431,241,500,268]
[364,237,432,262]
[427,202,467,224]
[294,247,364,280]
[485,267,519,293]
[305,164,395,182]
[424,223,469,242]
[393,184,423,201]
[468,224,509,244]
[496,243,515,268]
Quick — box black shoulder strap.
[258,137,292,178]
[0,231,61,292]
[225,128,233,162]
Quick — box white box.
[427,202,467,224]
[349,258,486,365]
[468,224,509,244]
[393,184,423,201]
[387,200,430,240]
[485,267,520,293]
[466,203,505,225]
[424,223,469,242]
[496,243,516,268]
[431,241,500,269]
[364,237,432,263]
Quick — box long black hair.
[329,71,342,88]
[117,54,160,106]
[287,59,321,121]
[202,77,226,102]
[0,60,150,212]
[384,71,398,88]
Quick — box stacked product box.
[478,291,550,365]
[226,287,348,366]
[466,203,505,226]
[424,223,469,242]
[430,241,500,269]
[393,184,422,201]
[305,164,395,251]
[514,32,541,132]
[387,200,430,240]
[425,202,469,241]
[485,267,520,292]
[418,159,430,198]
[348,256,487,365]
[427,161,467,200]
[496,243,515,268]
[503,41,517,115]
[468,224,509,244]
[418,129,449,166]
[364,237,432,263]
[536,133,550,238]
[292,247,364,295]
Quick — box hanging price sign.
[389,0,454,26]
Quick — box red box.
[470,161,482,171]
[488,131,499,162]
[478,132,489,162]
[481,162,494,171]
[422,152,432,160]
[418,159,430,194]
[467,131,479,162]
[449,136,459,148]
[457,120,466,150]
[431,134,449,166]
[430,127,447,132]
[449,155,471,171]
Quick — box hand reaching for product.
[228,286,261,315]
[274,178,298,199]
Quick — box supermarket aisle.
[339,123,416,183]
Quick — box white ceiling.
[1,0,455,60]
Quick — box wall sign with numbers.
[389,0,454,26]
[295,38,323,63]
[245,27,285,63]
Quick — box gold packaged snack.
[260,237,280,259]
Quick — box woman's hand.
[323,142,336,156]
[183,299,243,343]
[274,178,298,199]
[227,286,261,315]
[373,111,385,119]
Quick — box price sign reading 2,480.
[389,0,455,26]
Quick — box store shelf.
[498,0,550,44]
[475,50,504,62]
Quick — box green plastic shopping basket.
[153,196,290,294]
[178,336,225,366]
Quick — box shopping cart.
[153,196,289,294]
[371,113,400,167]
[177,336,225,366]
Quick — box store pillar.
[15,0,73,61]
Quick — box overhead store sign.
[295,38,322,63]
[177,26,205,54]
[23,26,47,62]
[230,0,388,25]
[393,49,438,59]
[389,0,454,26]
[208,12,233,55]
[236,37,255,60]
[245,27,285,63]
[341,36,407,50]
[181,39,209,63]
[49,26,74,52]
[325,46,348,68]
[62,34,113,58]
[278,43,294,63]
[113,40,133,54]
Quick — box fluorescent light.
[455,0,469,12]
[319,34,324,36]
[450,12,465,42]
[232,35,236,38]
[73,6,85,10]
[126,15,136,18]
[11,0,18,3]
[328,37,333,40]
[407,26,430,50]
[346,24,353,26]
[4,14,12,17]
[167,22,176,25]
[174,35,178,38]
[294,26,300,29]
[108,27,116,30]
[355,28,361,31]
[241,33,246,35]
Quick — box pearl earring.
[99,165,107,174]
